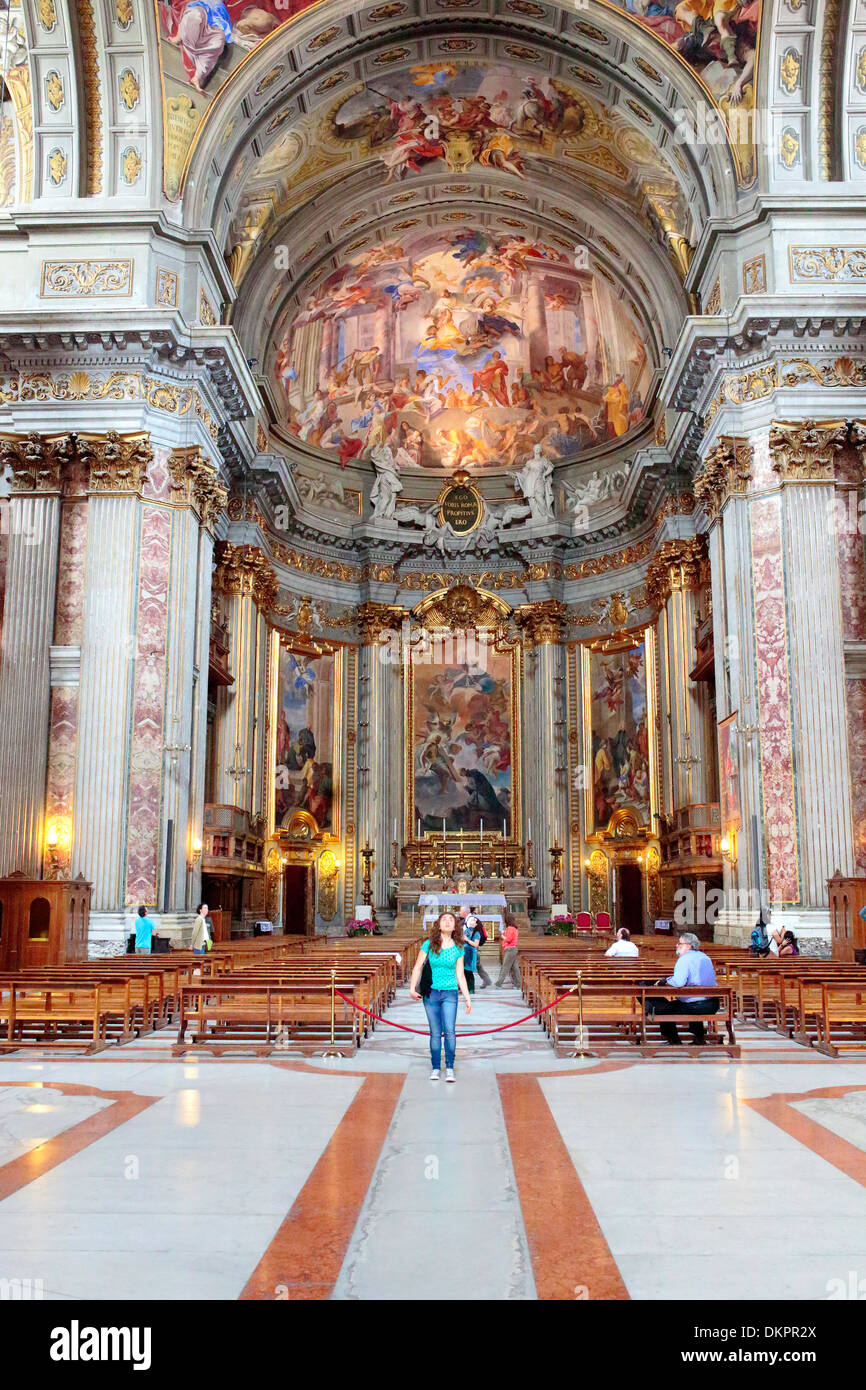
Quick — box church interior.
[0,0,865,1325]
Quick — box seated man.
[648,931,718,1045]
[605,927,639,958]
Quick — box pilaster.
[517,601,568,907]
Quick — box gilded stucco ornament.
[78,432,153,494]
[694,438,753,519]
[768,420,848,482]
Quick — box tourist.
[462,922,477,994]
[191,902,212,956]
[135,905,156,955]
[774,928,800,957]
[605,927,639,958]
[409,910,472,1082]
[464,912,492,988]
[646,931,718,1045]
[495,915,521,989]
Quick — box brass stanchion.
[321,967,346,1058]
[570,969,595,1058]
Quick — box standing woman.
[191,902,211,956]
[409,910,472,1082]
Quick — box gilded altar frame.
[581,622,659,843]
[269,636,345,846]
[403,586,521,846]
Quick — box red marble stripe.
[498,1072,629,1301]
[743,1083,866,1188]
[239,1072,405,1300]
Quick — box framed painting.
[582,627,658,836]
[405,630,520,840]
[274,645,341,834]
[718,711,741,834]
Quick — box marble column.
[210,543,276,815]
[356,603,405,910]
[0,434,69,876]
[72,434,154,911]
[698,424,855,944]
[518,602,568,907]
[161,450,226,910]
[650,538,713,813]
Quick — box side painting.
[589,642,650,831]
[718,712,741,833]
[413,647,512,834]
[275,649,334,830]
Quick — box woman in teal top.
[409,910,472,1082]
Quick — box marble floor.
[1,966,865,1301]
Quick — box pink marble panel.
[837,526,866,644]
[750,494,800,904]
[125,505,171,905]
[44,686,78,877]
[846,678,866,875]
[145,446,172,503]
[53,498,89,646]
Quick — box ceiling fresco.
[329,63,592,181]
[223,66,693,294]
[158,0,762,200]
[275,225,652,471]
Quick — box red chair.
[575,911,592,933]
[595,911,612,933]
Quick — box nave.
[2,946,865,1304]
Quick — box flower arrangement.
[545,913,575,937]
[345,915,381,937]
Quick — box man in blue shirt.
[135,906,156,955]
[650,931,718,1045]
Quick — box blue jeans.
[423,988,458,1069]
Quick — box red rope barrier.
[333,985,578,1037]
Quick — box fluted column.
[769,422,854,903]
[161,450,226,910]
[0,434,69,875]
[210,543,276,814]
[649,538,713,813]
[698,424,855,944]
[518,602,568,907]
[72,434,153,910]
[356,603,405,908]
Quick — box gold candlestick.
[390,839,399,877]
[361,840,375,906]
[549,841,564,902]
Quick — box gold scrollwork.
[41,259,132,296]
[789,245,866,282]
[317,848,339,922]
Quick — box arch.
[28,894,50,939]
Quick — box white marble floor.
[0,975,864,1300]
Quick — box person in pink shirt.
[495,916,521,989]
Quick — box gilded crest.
[118,68,140,111]
[47,148,67,185]
[45,70,64,112]
[121,146,142,184]
[780,48,800,94]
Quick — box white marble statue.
[369,443,405,521]
[510,443,555,524]
[563,465,630,534]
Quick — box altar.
[418,891,507,938]
[393,877,532,932]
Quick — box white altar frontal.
[419,892,507,938]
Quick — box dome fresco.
[276,225,652,471]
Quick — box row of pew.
[0,934,425,1056]
[519,938,866,1057]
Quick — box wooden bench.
[0,981,113,1052]
[173,981,359,1056]
[814,983,866,1056]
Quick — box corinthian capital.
[168,446,227,530]
[516,599,567,647]
[768,419,848,482]
[646,537,708,610]
[78,431,153,494]
[0,431,74,492]
[213,541,277,611]
[694,437,753,521]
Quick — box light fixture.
[46,824,58,849]
[720,829,737,867]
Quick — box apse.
[277,222,652,471]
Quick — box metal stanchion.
[320,968,346,1058]
[570,969,595,1058]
